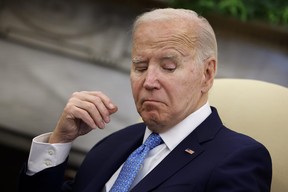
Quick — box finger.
[66,102,98,129]
[90,96,111,123]
[71,97,107,128]
[73,104,107,129]
[70,92,110,127]
[85,91,118,113]
[74,91,118,123]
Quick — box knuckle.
[64,103,73,112]
[71,91,80,97]
[93,96,102,103]
[86,102,95,111]
[95,91,103,95]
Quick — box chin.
[141,115,167,133]
[142,114,158,125]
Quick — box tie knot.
[144,133,163,149]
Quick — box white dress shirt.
[27,102,212,191]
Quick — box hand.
[49,91,118,143]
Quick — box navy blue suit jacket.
[17,107,272,192]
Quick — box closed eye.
[135,66,147,72]
[161,61,177,72]
[163,67,176,72]
[160,55,178,72]
[133,61,148,72]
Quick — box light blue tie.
[110,133,163,192]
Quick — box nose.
[143,67,160,90]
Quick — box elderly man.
[18,8,272,192]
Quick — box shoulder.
[213,125,271,160]
[220,126,262,146]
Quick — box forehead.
[132,19,197,56]
[133,18,195,41]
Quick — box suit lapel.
[83,124,146,192]
[131,107,223,191]
[131,131,203,192]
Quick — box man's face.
[130,19,213,133]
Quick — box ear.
[201,57,216,93]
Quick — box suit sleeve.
[16,159,73,192]
[206,143,272,192]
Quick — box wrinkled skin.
[130,19,216,133]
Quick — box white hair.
[132,8,218,66]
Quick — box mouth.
[141,99,165,106]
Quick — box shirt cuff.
[26,132,72,176]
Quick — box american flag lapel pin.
[185,148,194,155]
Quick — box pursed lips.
[141,98,165,105]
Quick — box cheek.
[131,82,138,98]
[130,77,141,100]
[165,80,189,107]
[174,77,201,102]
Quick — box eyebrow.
[132,54,180,64]
[132,57,146,64]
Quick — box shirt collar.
[143,102,212,151]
